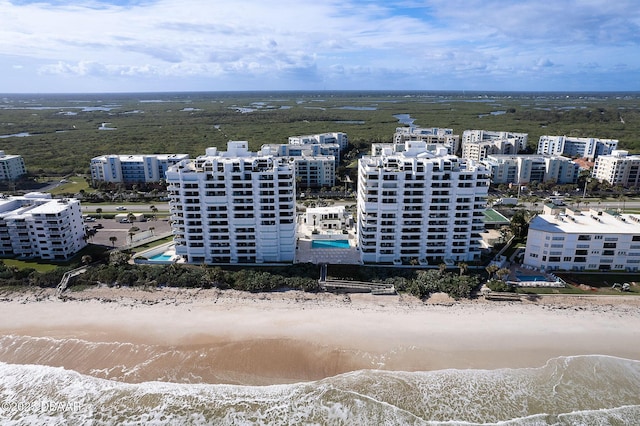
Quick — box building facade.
[524,208,640,272]
[260,144,336,188]
[90,154,189,184]
[592,150,640,187]
[482,154,579,185]
[165,142,296,264]
[461,130,528,162]
[0,151,27,181]
[537,136,618,160]
[288,132,348,152]
[0,193,86,260]
[357,141,489,265]
[394,127,460,155]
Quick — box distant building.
[482,154,579,185]
[260,144,336,188]
[0,151,27,181]
[90,154,189,184]
[524,207,640,272]
[537,136,617,160]
[592,150,640,187]
[394,127,460,155]
[461,130,528,161]
[288,132,348,152]
[357,141,489,265]
[0,193,86,260]
[165,141,296,264]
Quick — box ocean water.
[0,350,639,425]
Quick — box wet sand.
[0,286,639,385]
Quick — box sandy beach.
[0,286,639,386]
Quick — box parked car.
[92,224,103,229]
[119,218,130,223]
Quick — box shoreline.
[1,286,640,385]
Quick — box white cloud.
[0,0,638,91]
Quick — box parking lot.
[86,217,172,248]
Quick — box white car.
[116,206,127,211]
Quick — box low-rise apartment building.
[90,153,189,184]
[0,151,27,181]
[0,193,86,260]
[394,127,460,155]
[482,154,579,185]
[524,208,640,272]
[592,150,640,187]
[165,141,296,265]
[537,136,617,160]
[357,141,489,265]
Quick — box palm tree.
[438,263,447,275]
[81,255,92,266]
[149,226,155,236]
[486,263,499,279]
[457,262,468,276]
[109,236,118,247]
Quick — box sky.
[0,0,639,93]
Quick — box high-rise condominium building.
[537,136,617,160]
[260,144,336,188]
[394,127,460,155]
[592,150,640,187]
[165,142,296,264]
[357,141,489,265]
[461,130,529,161]
[90,154,189,184]
[0,151,27,181]
[0,193,86,260]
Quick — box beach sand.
[0,286,639,385]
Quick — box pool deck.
[295,238,362,265]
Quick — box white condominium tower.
[90,153,189,184]
[461,130,528,161]
[165,141,296,264]
[0,193,86,260]
[393,127,460,155]
[537,136,617,160]
[357,141,489,265]
[0,151,27,181]
[592,150,640,187]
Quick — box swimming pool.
[148,253,174,262]
[516,274,547,282]
[311,240,350,249]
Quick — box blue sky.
[1,0,638,93]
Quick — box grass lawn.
[48,175,95,196]
[1,258,60,273]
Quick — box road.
[81,203,170,213]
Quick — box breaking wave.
[1,354,639,424]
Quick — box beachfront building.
[592,150,640,187]
[393,127,460,155]
[482,154,579,185]
[537,136,617,160]
[0,193,86,260]
[0,151,27,181]
[357,141,490,265]
[90,154,189,185]
[259,144,336,188]
[461,130,528,162]
[524,208,640,272]
[165,141,296,264]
